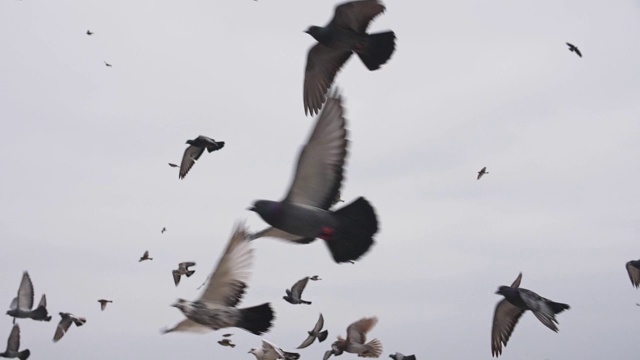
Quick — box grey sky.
[1,0,640,359]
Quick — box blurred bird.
[163,224,274,335]
[53,313,86,343]
[139,251,152,262]
[172,262,196,286]
[161,227,167,234]
[283,277,312,305]
[86,30,93,35]
[389,352,415,360]
[250,91,379,264]
[477,167,488,180]
[303,0,396,115]
[626,260,640,288]
[324,317,382,359]
[491,273,570,357]
[218,339,236,348]
[297,313,328,349]
[6,272,52,323]
[104,61,112,67]
[249,339,300,360]
[223,333,233,337]
[179,136,225,179]
[566,42,582,57]
[0,324,30,360]
[310,275,321,281]
[168,163,180,168]
[97,299,112,311]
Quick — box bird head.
[249,200,282,223]
[304,26,325,41]
[495,286,510,295]
[171,298,189,312]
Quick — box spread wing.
[303,44,351,116]
[332,0,386,33]
[262,339,285,359]
[6,324,20,352]
[314,313,325,332]
[181,262,196,268]
[297,334,316,349]
[54,316,73,342]
[291,277,310,298]
[519,290,559,332]
[179,145,205,179]
[287,91,348,209]
[250,227,315,244]
[100,301,107,311]
[197,224,252,307]
[17,272,34,311]
[511,272,522,288]
[626,261,640,288]
[37,294,47,308]
[346,317,377,345]
[491,298,525,357]
[172,270,181,286]
[163,319,211,334]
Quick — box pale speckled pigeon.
[6,272,52,323]
[172,262,196,286]
[179,136,225,179]
[324,317,382,360]
[53,313,86,343]
[249,339,300,360]
[0,324,30,360]
[283,277,312,305]
[389,352,415,360]
[297,313,328,349]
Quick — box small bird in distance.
[566,42,582,57]
[477,167,489,180]
[297,313,328,349]
[179,136,225,179]
[283,277,312,305]
[97,299,112,311]
[172,262,196,286]
[53,313,86,343]
[139,251,152,262]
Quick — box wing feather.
[332,0,386,33]
[291,277,310,298]
[303,45,351,116]
[179,145,205,179]
[7,324,20,352]
[346,317,377,345]
[17,272,34,311]
[491,299,525,357]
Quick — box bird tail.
[549,301,570,314]
[301,300,312,305]
[185,270,195,277]
[356,31,396,71]
[236,303,275,335]
[283,351,301,360]
[73,317,87,327]
[230,343,236,348]
[31,306,51,322]
[18,349,30,360]
[324,197,379,263]
[362,339,383,358]
[207,142,225,152]
[318,329,329,342]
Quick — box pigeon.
[626,260,640,288]
[86,30,93,35]
[172,262,196,286]
[250,91,379,264]
[104,61,112,67]
[324,317,382,359]
[297,313,329,349]
[249,339,300,360]
[6,272,52,323]
[477,166,488,180]
[163,224,274,335]
[283,277,312,305]
[179,136,225,179]
[53,313,86,343]
[161,227,167,234]
[223,333,233,337]
[218,339,236,348]
[139,251,152,262]
[168,163,180,168]
[566,42,582,57]
[303,0,396,115]
[310,275,322,281]
[389,353,415,360]
[0,324,30,360]
[491,273,570,357]
[97,299,112,311]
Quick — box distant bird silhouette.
[283,277,312,305]
[626,260,640,288]
[139,251,152,262]
[389,353,415,360]
[223,333,233,337]
[104,61,112,67]
[53,313,86,343]
[250,339,300,360]
[491,273,570,357]
[168,163,179,168]
[0,324,30,360]
[172,262,196,286]
[218,339,236,348]
[86,30,93,35]
[566,42,582,57]
[6,272,52,323]
[297,313,329,349]
[179,136,225,179]
[97,299,112,311]
[324,317,382,360]
[477,167,488,180]
[310,275,322,281]
[161,227,167,234]
[303,0,396,115]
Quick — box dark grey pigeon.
[297,313,328,349]
[172,262,196,286]
[389,353,416,360]
[303,0,396,115]
[250,91,379,264]
[139,250,152,262]
[53,313,86,343]
[179,136,225,179]
[626,260,640,288]
[0,324,30,360]
[6,272,52,323]
[283,277,312,305]
[491,273,570,357]
[477,166,488,180]
[566,42,582,57]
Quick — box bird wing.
[297,334,316,349]
[627,261,640,288]
[172,270,181,286]
[314,313,325,332]
[181,261,197,268]
[179,145,205,179]
[262,339,285,359]
[163,319,211,334]
[54,316,73,342]
[9,298,17,310]
[405,356,416,360]
[491,298,526,357]
[511,272,522,288]
[332,0,386,33]
[291,277,310,298]
[519,290,559,332]
[197,224,252,307]
[6,324,20,352]
[250,227,315,244]
[100,301,107,311]
[287,90,348,209]
[575,48,582,57]
[346,317,377,345]
[323,350,334,360]
[303,44,352,116]
[38,294,47,308]
[17,272,34,310]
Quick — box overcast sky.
[1,0,640,359]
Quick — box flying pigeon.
[297,313,329,349]
[249,339,300,360]
[491,273,570,357]
[223,333,233,337]
[477,167,488,180]
[218,339,236,348]
[161,227,167,234]
[179,136,225,179]
[566,42,582,57]
[310,275,322,281]
[389,353,415,360]
[172,262,196,286]
[303,0,396,115]
[250,91,379,264]
[163,224,274,335]
[86,30,93,35]
[168,163,180,168]
[97,299,112,311]
[0,324,30,360]
[6,272,52,323]
[104,61,112,67]
[53,313,86,343]
[324,317,382,359]
[139,251,152,262]
[626,260,640,288]
[283,277,312,305]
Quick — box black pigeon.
[303,0,396,115]
[104,61,112,67]
[250,91,379,264]
[297,313,329,349]
[86,30,93,35]
[0,324,30,360]
[491,273,570,357]
[179,136,225,179]
[6,272,52,323]
[626,260,640,288]
[283,277,312,305]
[53,313,86,343]
[566,42,582,57]
[477,166,488,180]
[389,353,415,360]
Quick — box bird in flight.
[53,313,86,343]
[168,163,179,168]
[172,262,196,286]
[6,272,52,323]
[324,317,382,360]
[389,353,416,360]
[283,277,312,305]
[218,338,236,348]
[179,136,225,179]
[249,339,300,360]
[297,313,329,349]
[86,30,93,35]
[477,166,489,180]
[626,260,640,288]
[139,251,152,262]
[104,61,112,67]
[0,324,30,360]
[566,42,582,57]
[97,299,113,311]
[161,227,167,234]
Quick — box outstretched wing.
[163,319,211,334]
[626,261,640,288]
[332,0,386,34]
[346,317,377,345]
[291,277,310,298]
[53,317,73,342]
[17,272,34,311]
[303,45,351,117]
[491,298,525,357]
[179,145,205,179]
[6,324,20,352]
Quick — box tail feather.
[301,300,312,305]
[236,303,274,335]
[549,301,570,314]
[362,339,383,358]
[207,142,225,152]
[186,270,195,277]
[325,197,379,263]
[318,329,328,342]
[357,31,396,71]
[73,317,87,327]
[18,349,30,360]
